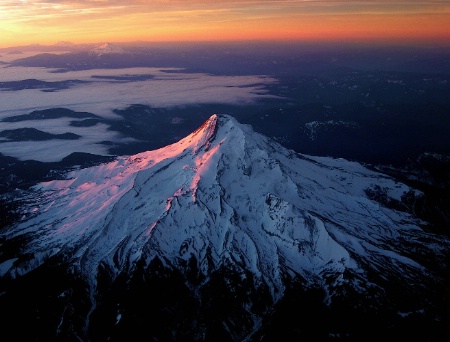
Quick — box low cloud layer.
[0,65,278,118]
[0,122,136,162]
[0,64,278,162]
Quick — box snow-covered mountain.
[53,41,77,49]
[0,114,448,341]
[303,120,359,140]
[89,42,125,56]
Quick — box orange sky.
[1,1,449,47]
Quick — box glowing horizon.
[1,1,450,48]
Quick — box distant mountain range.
[1,114,448,341]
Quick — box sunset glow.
[1,1,450,47]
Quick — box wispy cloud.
[1,0,449,46]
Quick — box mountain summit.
[1,114,448,341]
[90,42,125,56]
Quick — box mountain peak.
[90,42,125,55]
[187,113,235,152]
[189,113,221,150]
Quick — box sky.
[1,1,450,47]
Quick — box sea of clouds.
[0,58,279,162]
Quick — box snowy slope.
[0,114,448,340]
